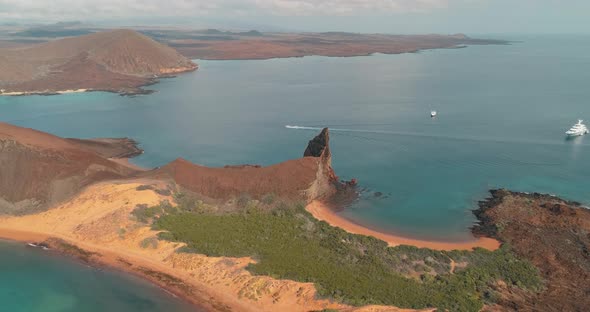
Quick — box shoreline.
[0,228,213,311]
[192,43,493,61]
[109,157,150,172]
[306,200,500,251]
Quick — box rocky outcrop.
[304,127,331,158]
[473,190,590,311]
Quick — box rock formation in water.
[304,128,331,158]
[0,29,197,95]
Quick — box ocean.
[0,34,589,310]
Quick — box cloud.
[0,0,451,20]
[255,0,449,15]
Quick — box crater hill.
[0,29,197,95]
[0,122,341,215]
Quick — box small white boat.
[565,120,589,137]
[430,110,437,118]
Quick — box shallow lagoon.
[0,240,197,312]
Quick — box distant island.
[0,122,588,311]
[0,26,508,96]
[0,29,197,96]
[158,31,507,60]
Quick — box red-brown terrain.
[473,190,590,311]
[162,32,505,60]
[0,122,140,215]
[151,128,339,201]
[0,29,197,95]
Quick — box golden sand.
[306,200,500,251]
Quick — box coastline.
[306,200,500,251]
[0,88,89,96]
[109,157,149,171]
[0,65,197,97]
[0,228,215,312]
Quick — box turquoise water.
[1,35,589,242]
[0,240,197,312]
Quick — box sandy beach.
[306,201,500,251]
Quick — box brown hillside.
[150,128,340,202]
[0,122,138,215]
[0,29,197,95]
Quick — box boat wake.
[285,125,322,130]
[285,125,581,149]
[285,125,397,134]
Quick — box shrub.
[131,204,163,223]
[140,237,159,249]
[261,193,276,205]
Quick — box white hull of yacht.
[566,130,588,137]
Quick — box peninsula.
[1,122,588,311]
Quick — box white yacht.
[430,110,437,118]
[565,120,589,137]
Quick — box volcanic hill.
[0,29,197,95]
[0,122,140,215]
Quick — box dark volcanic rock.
[304,128,330,158]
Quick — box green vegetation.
[131,203,164,223]
[140,237,159,249]
[143,199,540,311]
[261,193,277,205]
[117,227,126,239]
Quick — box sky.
[0,0,589,34]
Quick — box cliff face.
[0,123,138,215]
[0,29,197,95]
[152,128,340,202]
